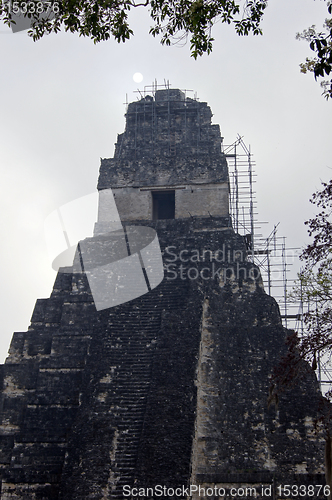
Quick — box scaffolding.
[130,79,197,107]
[224,135,256,253]
[225,135,332,394]
[124,80,206,160]
[224,135,300,326]
[124,81,332,394]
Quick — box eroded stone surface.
[0,89,326,499]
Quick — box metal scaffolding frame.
[223,135,257,258]
[125,80,205,160]
[225,135,332,394]
[123,81,332,393]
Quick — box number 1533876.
[277,485,330,497]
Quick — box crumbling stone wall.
[96,89,229,223]
[0,218,326,499]
[0,89,326,499]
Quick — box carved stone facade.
[96,89,229,230]
[0,90,326,499]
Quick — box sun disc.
[133,73,143,83]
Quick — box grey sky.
[0,0,331,362]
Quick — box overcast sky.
[0,0,331,363]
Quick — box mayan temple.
[0,88,327,499]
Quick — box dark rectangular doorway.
[152,191,175,220]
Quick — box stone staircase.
[0,225,204,499]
